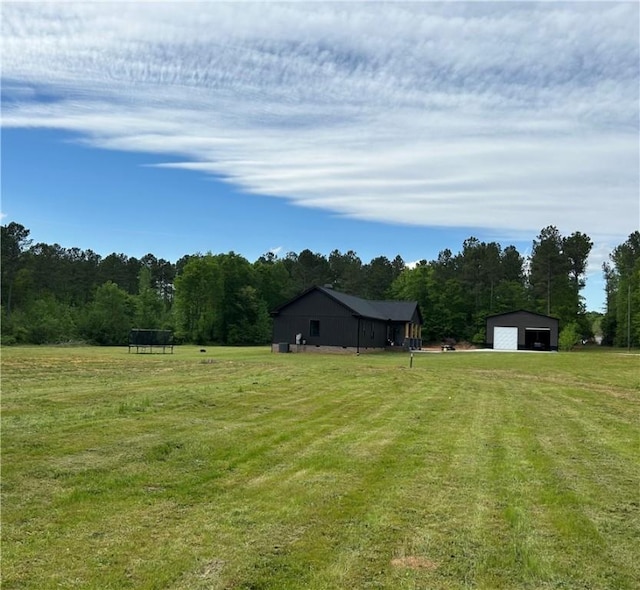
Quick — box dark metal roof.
[486,309,559,322]
[372,300,422,322]
[317,287,387,319]
[273,285,421,323]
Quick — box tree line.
[1,221,638,347]
[601,231,640,347]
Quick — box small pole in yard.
[409,352,414,368]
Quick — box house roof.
[272,286,422,323]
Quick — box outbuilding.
[486,310,559,351]
[271,285,422,353]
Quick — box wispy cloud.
[2,2,638,245]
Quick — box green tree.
[362,256,396,300]
[328,250,364,294]
[457,238,503,338]
[173,255,224,343]
[390,261,431,310]
[424,249,470,341]
[174,252,269,344]
[290,249,332,292]
[494,246,528,313]
[135,267,165,329]
[391,255,406,283]
[559,322,581,351]
[529,226,569,317]
[254,253,295,312]
[601,262,618,345]
[502,245,525,283]
[226,286,271,345]
[563,232,593,296]
[528,226,591,328]
[98,253,141,295]
[21,296,78,344]
[562,232,593,336]
[140,253,175,307]
[25,243,70,302]
[80,281,134,345]
[432,278,469,342]
[492,280,528,314]
[66,247,102,305]
[1,222,32,319]
[605,231,640,347]
[216,252,257,343]
[390,261,436,340]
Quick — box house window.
[310,320,320,337]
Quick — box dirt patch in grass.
[200,558,225,578]
[391,556,439,570]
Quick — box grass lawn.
[1,345,639,589]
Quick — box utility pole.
[547,257,551,317]
[628,282,631,352]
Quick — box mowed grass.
[1,346,638,590]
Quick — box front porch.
[387,321,422,350]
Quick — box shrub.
[559,322,580,351]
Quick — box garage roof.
[486,309,559,321]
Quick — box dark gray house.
[486,310,559,351]
[271,286,423,353]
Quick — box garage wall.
[486,310,559,350]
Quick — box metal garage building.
[486,310,559,351]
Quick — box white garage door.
[494,327,518,350]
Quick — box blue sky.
[2,2,639,312]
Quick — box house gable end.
[275,288,354,319]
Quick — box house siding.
[273,290,387,349]
[272,290,354,347]
[271,344,385,354]
[272,286,422,352]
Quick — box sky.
[2,1,639,312]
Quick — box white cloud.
[2,2,638,249]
